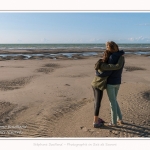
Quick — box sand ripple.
[124,66,146,71]
[36,63,60,74]
[0,76,35,91]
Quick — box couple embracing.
[91,41,125,128]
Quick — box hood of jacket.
[108,50,125,64]
[112,50,124,57]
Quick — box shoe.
[98,118,105,123]
[93,122,103,128]
[108,123,117,127]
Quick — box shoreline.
[0,48,150,61]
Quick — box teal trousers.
[106,84,122,124]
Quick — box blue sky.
[0,12,150,44]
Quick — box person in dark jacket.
[91,50,124,128]
[96,41,125,126]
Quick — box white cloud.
[89,38,100,42]
[40,38,50,43]
[127,36,150,42]
[17,39,23,43]
[136,36,144,41]
[128,37,134,41]
[138,23,150,26]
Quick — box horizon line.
[0,42,150,44]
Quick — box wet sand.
[0,50,150,137]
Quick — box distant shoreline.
[0,48,150,61]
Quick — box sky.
[0,12,150,44]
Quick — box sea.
[0,43,150,59]
[0,43,150,50]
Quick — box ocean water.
[0,52,98,59]
[0,43,150,50]
[0,43,150,59]
[0,44,103,50]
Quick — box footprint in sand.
[80,126,95,134]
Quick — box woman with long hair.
[91,48,124,128]
[96,41,125,126]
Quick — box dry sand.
[0,52,150,138]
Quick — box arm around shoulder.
[100,56,124,71]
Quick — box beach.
[0,49,150,138]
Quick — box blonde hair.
[106,41,119,53]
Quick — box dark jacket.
[91,56,124,90]
[96,50,125,85]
